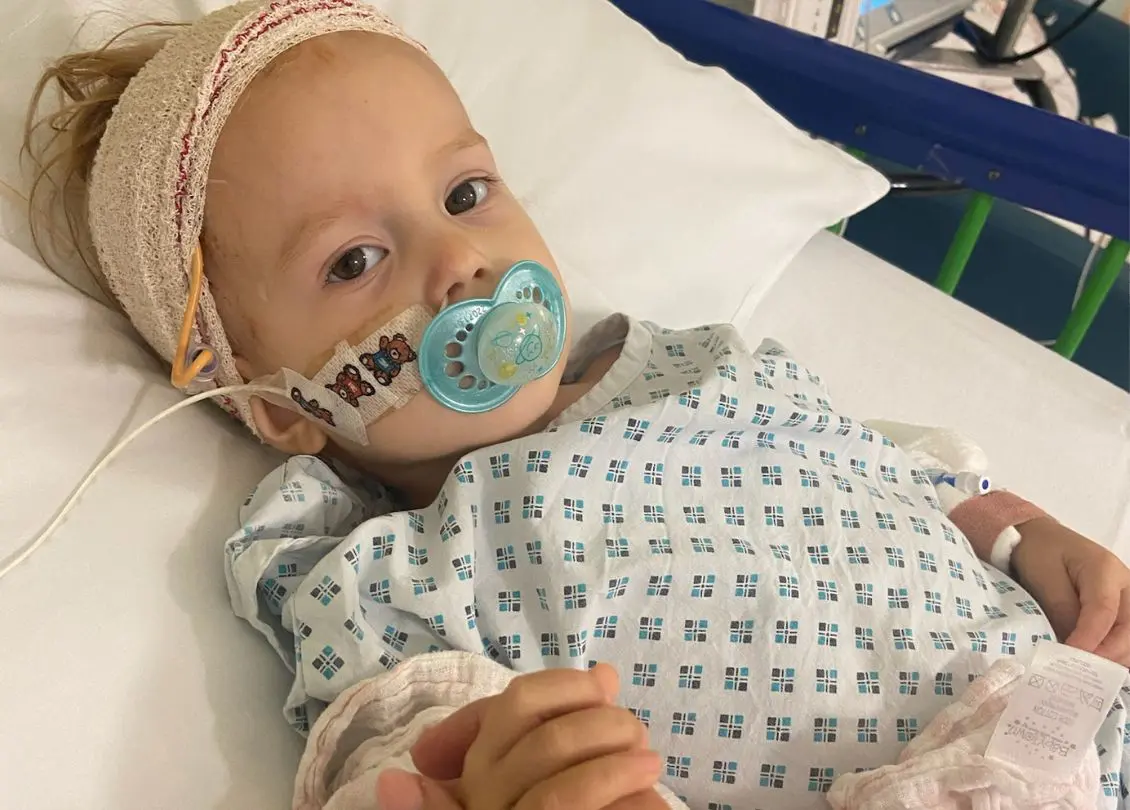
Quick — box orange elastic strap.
[170,244,216,389]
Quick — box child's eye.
[445,178,490,215]
[327,245,387,284]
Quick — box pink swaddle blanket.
[828,660,1100,810]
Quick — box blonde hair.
[22,22,184,302]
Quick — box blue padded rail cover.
[610,0,1129,240]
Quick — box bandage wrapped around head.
[87,0,566,446]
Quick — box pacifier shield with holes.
[419,261,566,413]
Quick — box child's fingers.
[376,769,463,810]
[513,749,661,810]
[417,778,465,810]
[376,768,424,810]
[1067,564,1121,652]
[411,698,492,780]
[414,665,622,783]
[1093,587,1130,666]
[589,661,620,701]
[607,789,675,810]
[466,668,615,768]
[492,706,649,800]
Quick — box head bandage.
[87,0,428,437]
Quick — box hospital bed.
[1,1,1127,808]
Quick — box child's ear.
[235,354,329,456]
[248,395,329,456]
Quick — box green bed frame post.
[827,138,1123,362]
[934,192,995,295]
[1053,238,1130,360]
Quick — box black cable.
[970,0,1107,63]
[885,173,967,197]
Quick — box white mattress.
[2,233,1127,810]
[753,233,1130,556]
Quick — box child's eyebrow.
[277,202,354,272]
[277,131,489,271]
[431,129,488,164]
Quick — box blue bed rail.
[609,0,1130,242]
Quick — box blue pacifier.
[419,261,567,413]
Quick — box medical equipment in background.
[638,0,1128,360]
[713,0,1109,85]
[712,0,973,54]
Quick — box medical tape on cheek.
[255,306,432,447]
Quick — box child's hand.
[455,663,659,808]
[377,663,663,810]
[1013,516,1130,665]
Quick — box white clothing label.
[986,640,1126,775]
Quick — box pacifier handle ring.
[171,244,216,389]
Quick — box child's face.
[203,31,569,469]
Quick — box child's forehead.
[202,29,480,275]
[254,30,447,100]
[222,30,465,157]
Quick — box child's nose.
[425,231,495,308]
[440,265,493,307]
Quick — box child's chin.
[455,382,558,448]
[355,373,563,464]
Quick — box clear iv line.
[0,384,285,583]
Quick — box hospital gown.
[226,315,1129,809]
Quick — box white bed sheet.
[750,232,1130,559]
[2,233,1127,810]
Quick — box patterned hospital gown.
[226,315,1129,808]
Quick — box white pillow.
[2,0,887,333]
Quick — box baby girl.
[24,1,1130,808]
